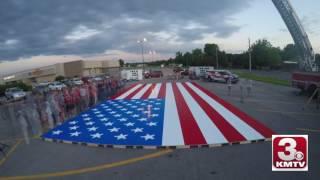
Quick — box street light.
[137,38,147,76]
[248,38,252,72]
[216,46,219,69]
[149,50,156,61]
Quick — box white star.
[138,118,147,122]
[120,108,128,111]
[82,114,89,117]
[132,114,139,118]
[105,108,112,111]
[83,117,91,121]
[151,114,159,117]
[153,107,160,110]
[137,108,144,111]
[104,122,113,126]
[69,121,77,125]
[92,108,99,111]
[131,105,138,108]
[126,111,133,114]
[93,111,101,114]
[96,114,104,117]
[108,127,120,132]
[143,111,150,114]
[91,133,103,139]
[52,130,63,135]
[119,118,127,122]
[85,122,95,126]
[127,103,132,106]
[125,122,135,127]
[88,126,98,132]
[147,122,157,126]
[141,134,155,141]
[141,103,147,105]
[155,103,161,105]
[109,111,116,114]
[131,128,143,133]
[70,131,81,137]
[69,126,79,130]
[114,114,121,117]
[100,118,109,122]
[114,134,128,140]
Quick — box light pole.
[137,38,147,76]
[216,46,219,69]
[249,38,252,72]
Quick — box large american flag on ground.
[42,82,274,147]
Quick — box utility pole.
[216,46,219,69]
[137,38,147,77]
[248,38,252,72]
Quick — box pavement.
[0,75,319,180]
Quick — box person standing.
[227,76,232,96]
[17,110,30,144]
[246,79,253,96]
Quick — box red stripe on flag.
[172,83,206,145]
[157,83,166,98]
[125,84,146,99]
[110,83,138,99]
[182,83,246,142]
[191,82,274,138]
[141,84,155,99]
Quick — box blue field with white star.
[42,99,165,146]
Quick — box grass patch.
[236,72,290,86]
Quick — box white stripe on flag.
[162,83,184,146]
[116,84,143,99]
[185,82,264,140]
[176,83,228,144]
[148,83,161,98]
[131,84,152,99]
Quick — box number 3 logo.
[278,138,297,161]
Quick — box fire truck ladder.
[272,0,317,72]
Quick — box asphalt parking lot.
[0,76,319,180]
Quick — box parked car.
[144,70,163,78]
[48,81,66,90]
[5,87,27,100]
[206,70,239,83]
[72,78,84,85]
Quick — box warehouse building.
[0,60,120,85]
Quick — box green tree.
[204,43,219,67]
[315,54,320,66]
[251,39,281,69]
[281,44,300,62]
[192,48,203,65]
[118,59,125,67]
[55,75,65,81]
[183,52,192,66]
[175,51,184,65]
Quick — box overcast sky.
[0,0,319,75]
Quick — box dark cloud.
[0,0,250,60]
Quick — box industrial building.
[0,60,120,85]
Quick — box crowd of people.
[3,78,125,143]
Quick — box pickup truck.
[292,71,320,95]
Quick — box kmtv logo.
[272,135,308,171]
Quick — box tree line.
[143,39,320,70]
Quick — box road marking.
[0,149,173,180]
[0,139,22,167]
[296,128,320,133]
